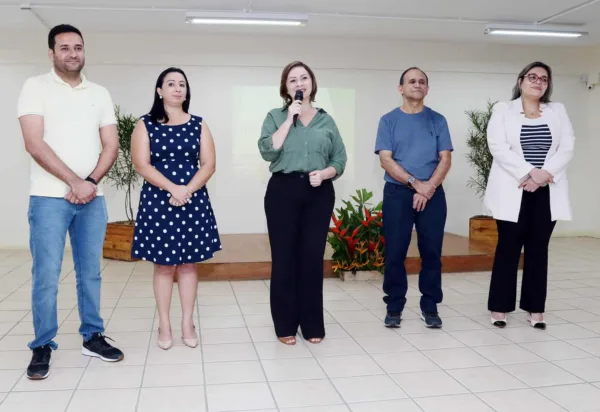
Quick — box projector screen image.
[231,86,356,182]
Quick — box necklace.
[522,108,542,118]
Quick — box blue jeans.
[28,196,107,349]
[382,182,447,314]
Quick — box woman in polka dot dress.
[131,67,221,350]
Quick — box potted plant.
[102,105,140,261]
[328,189,384,281]
[465,100,497,246]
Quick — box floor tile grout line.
[327,289,429,407]
[131,270,155,412]
[474,317,592,411]
[302,333,355,410]
[407,386,566,412]
[531,374,593,410]
[531,382,597,411]
[196,279,215,412]
[0,273,34,305]
[516,339,599,360]
[3,248,600,409]
[1,351,596,373]
[3,325,596,379]
[392,332,480,404]
[312,279,386,408]
[0,258,34,293]
[547,355,600,383]
[2,370,26,405]
[1,320,596,344]
[1,379,597,394]
[51,308,91,410]
[5,303,79,405]
[443,353,570,412]
[322,280,594,409]
[231,280,281,412]
[478,362,580,408]
[64,262,136,412]
[421,348,504,407]
[0,264,77,398]
[300,278,382,410]
[0,311,32,338]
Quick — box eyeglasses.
[524,73,549,85]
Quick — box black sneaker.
[421,312,443,328]
[27,345,52,380]
[384,312,402,328]
[82,333,124,362]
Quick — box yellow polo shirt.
[17,69,117,197]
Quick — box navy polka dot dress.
[131,114,222,265]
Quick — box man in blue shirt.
[375,67,453,329]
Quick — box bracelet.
[85,176,98,185]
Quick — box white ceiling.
[1,0,599,46]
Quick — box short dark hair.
[48,24,84,50]
[512,61,553,103]
[149,67,191,124]
[400,67,429,85]
[279,61,318,107]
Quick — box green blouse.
[258,107,347,178]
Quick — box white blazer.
[483,98,574,223]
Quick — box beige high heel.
[490,312,507,328]
[157,328,172,350]
[527,313,546,330]
[182,325,198,348]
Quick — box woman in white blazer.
[484,61,574,330]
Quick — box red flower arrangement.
[328,189,384,274]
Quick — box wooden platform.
[193,232,500,281]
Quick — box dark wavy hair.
[511,61,553,103]
[149,67,191,123]
[279,61,317,107]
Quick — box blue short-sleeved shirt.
[374,107,454,183]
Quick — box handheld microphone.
[293,90,303,127]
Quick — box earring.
[159,95,163,99]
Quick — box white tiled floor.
[1,237,600,411]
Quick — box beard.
[58,59,85,73]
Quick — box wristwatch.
[85,176,98,185]
[407,176,416,188]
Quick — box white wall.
[0,31,597,248]
[586,46,600,234]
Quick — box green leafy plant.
[328,189,384,275]
[104,105,139,222]
[465,100,496,198]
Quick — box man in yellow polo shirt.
[17,24,124,380]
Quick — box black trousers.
[488,186,556,313]
[264,172,335,339]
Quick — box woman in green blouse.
[258,61,347,346]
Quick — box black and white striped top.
[520,119,552,168]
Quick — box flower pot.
[102,221,139,261]
[340,270,382,282]
[469,215,498,247]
